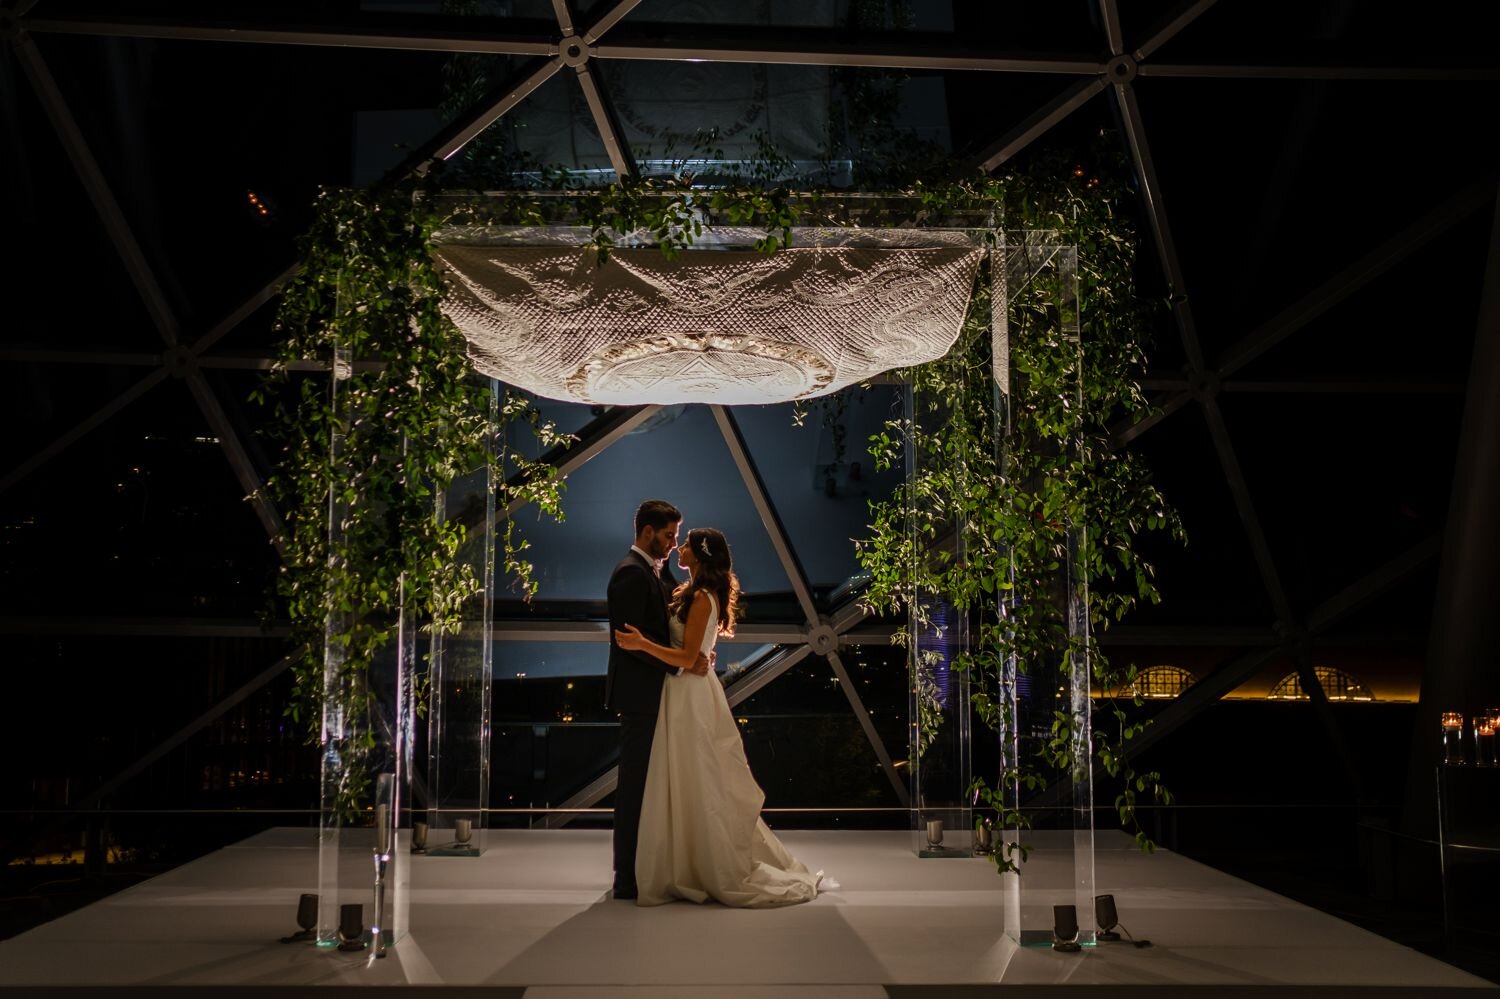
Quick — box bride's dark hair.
[670,527,741,637]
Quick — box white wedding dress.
[635,592,824,907]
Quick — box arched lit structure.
[1129,665,1197,700]
[1268,667,1373,702]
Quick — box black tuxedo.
[605,548,679,892]
[605,549,678,714]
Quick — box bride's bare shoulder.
[683,588,720,626]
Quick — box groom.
[606,499,710,900]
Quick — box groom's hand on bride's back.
[688,652,711,676]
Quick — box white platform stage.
[0,827,1488,996]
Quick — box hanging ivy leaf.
[257,185,571,821]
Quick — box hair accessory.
[699,537,713,558]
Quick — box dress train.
[636,593,823,907]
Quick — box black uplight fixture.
[1095,893,1122,941]
[278,893,317,944]
[1052,904,1082,952]
[337,903,366,952]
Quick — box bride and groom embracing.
[605,499,826,907]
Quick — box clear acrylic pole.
[996,235,1095,946]
[907,380,974,858]
[425,380,498,857]
[316,343,414,949]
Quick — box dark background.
[2,0,1498,980]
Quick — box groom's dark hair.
[634,499,681,536]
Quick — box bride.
[614,527,824,907]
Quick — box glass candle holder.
[1441,712,1465,765]
[1475,716,1497,767]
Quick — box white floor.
[0,827,1488,992]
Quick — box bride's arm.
[614,593,712,670]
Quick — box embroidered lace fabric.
[436,244,984,406]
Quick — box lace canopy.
[436,241,985,405]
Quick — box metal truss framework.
[5,0,1497,806]
[515,401,915,821]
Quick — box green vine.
[435,140,1185,868]
[259,118,1181,850]
[437,167,803,263]
[855,149,1186,872]
[253,186,571,821]
[792,388,857,497]
[494,389,574,599]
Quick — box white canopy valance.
[436,238,985,406]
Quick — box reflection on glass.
[426,381,498,857]
[1441,712,1465,766]
[1473,712,1495,767]
[906,375,972,859]
[317,345,416,947]
[996,235,1095,947]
